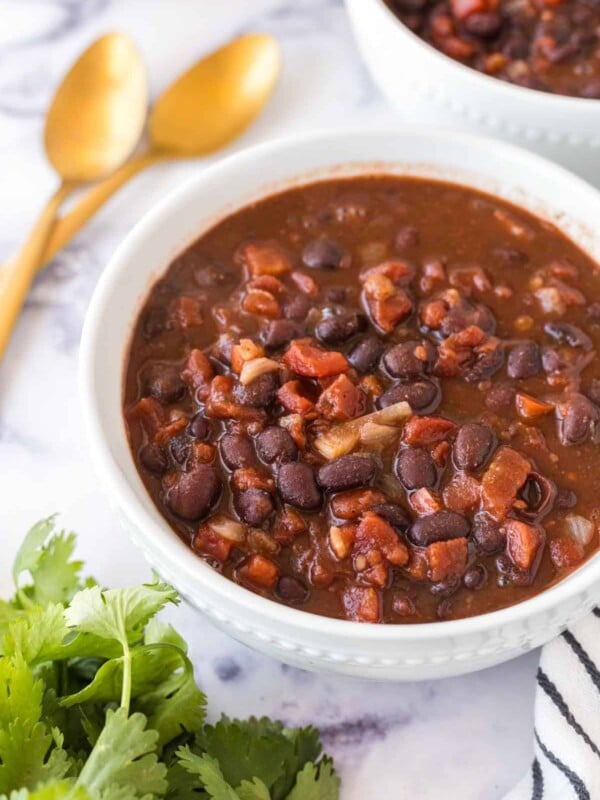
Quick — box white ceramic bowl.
[345,0,600,186]
[81,128,600,681]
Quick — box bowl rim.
[80,126,600,644]
[366,0,600,109]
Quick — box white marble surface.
[0,1,539,797]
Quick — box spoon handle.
[0,183,73,360]
[41,150,166,268]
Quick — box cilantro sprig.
[0,517,340,800]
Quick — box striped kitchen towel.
[505,610,600,800]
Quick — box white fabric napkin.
[505,610,600,800]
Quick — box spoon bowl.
[149,33,280,155]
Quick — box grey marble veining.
[0,1,538,797]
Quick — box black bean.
[542,348,563,374]
[463,564,487,590]
[392,0,428,9]
[169,436,190,465]
[556,488,578,509]
[315,313,363,345]
[194,263,233,288]
[143,307,166,339]
[220,433,256,470]
[261,319,305,350]
[394,225,419,251]
[462,11,502,38]
[234,372,278,408]
[493,246,529,266]
[283,294,311,321]
[396,447,436,490]
[382,340,434,378]
[165,464,221,520]
[324,286,349,304]
[453,422,495,472]
[256,426,297,464]
[142,363,184,403]
[188,412,210,440]
[485,383,515,414]
[317,454,377,492]
[408,510,470,547]
[507,341,541,379]
[302,237,348,270]
[586,379,600,406]
[545,322,592,351]
[587,302,600,322]
[472,514,505,554]
[276,575,309,604]
[377,379,441,414]
[277,462,321,509]
[139,443,168,475]
[371,503,410,532]
[348,336,384,373]
[234,489,273,526]
[558,392,599,446]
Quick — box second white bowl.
[345,0,600,186]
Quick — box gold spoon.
[38,33,280,269]
[0,33,147,360]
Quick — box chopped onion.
[208,514,246,543]
[359,421,399,449]
[565,514,595,547]
[314,401,411,459]
[239,357,279,386]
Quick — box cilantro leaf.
[76,709,166,799]
[2,605,68,665]
[1,782,91,800]
[176,751,239,800]
[285,761,340,800]
[13,518,58,595]
[64,583,178,647]
[235,779,270,800]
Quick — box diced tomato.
[420,298,448,330]
[355,512,409,567]
[171,296,203,328]
[231,467,274,492]
[360,563,389,589]
[283,340,348,378]
[426,538,468,582]
[236,241,292,277]
[443,473,481,514]
[515,392,554,420]
[276,380,315,414]
[188,441,216,466]
[194,526,233,562]
[316,374,365,421]
[205,375,266,423]
[505,520,544,571]
[343,585,381,623]
[278,413,306,449]
[125,397,165,441]
[549,537,584,569]
[247,275,285,295]
[242,289,280,318]
[182,349,214,401]
[403,415,457,446]
[239,554,279,589]
[154,416,188,446]
[432,440,451,468]
[482,447,531,521]
[409,488,442,515]
[330,488,386,520]
[450,0,498,21]
[365,291,413,334]
[405,549,429,581]
[361,260,414,286]
[274,508,307,543]
[290,270,319,297]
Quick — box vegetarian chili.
[124,176,600,623]
[385,0,600,98]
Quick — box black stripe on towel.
[593,608,600,619]
[562,630,600,694]
[535,731,590,800]
[537,668,600,759]
[531,757,544,800]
